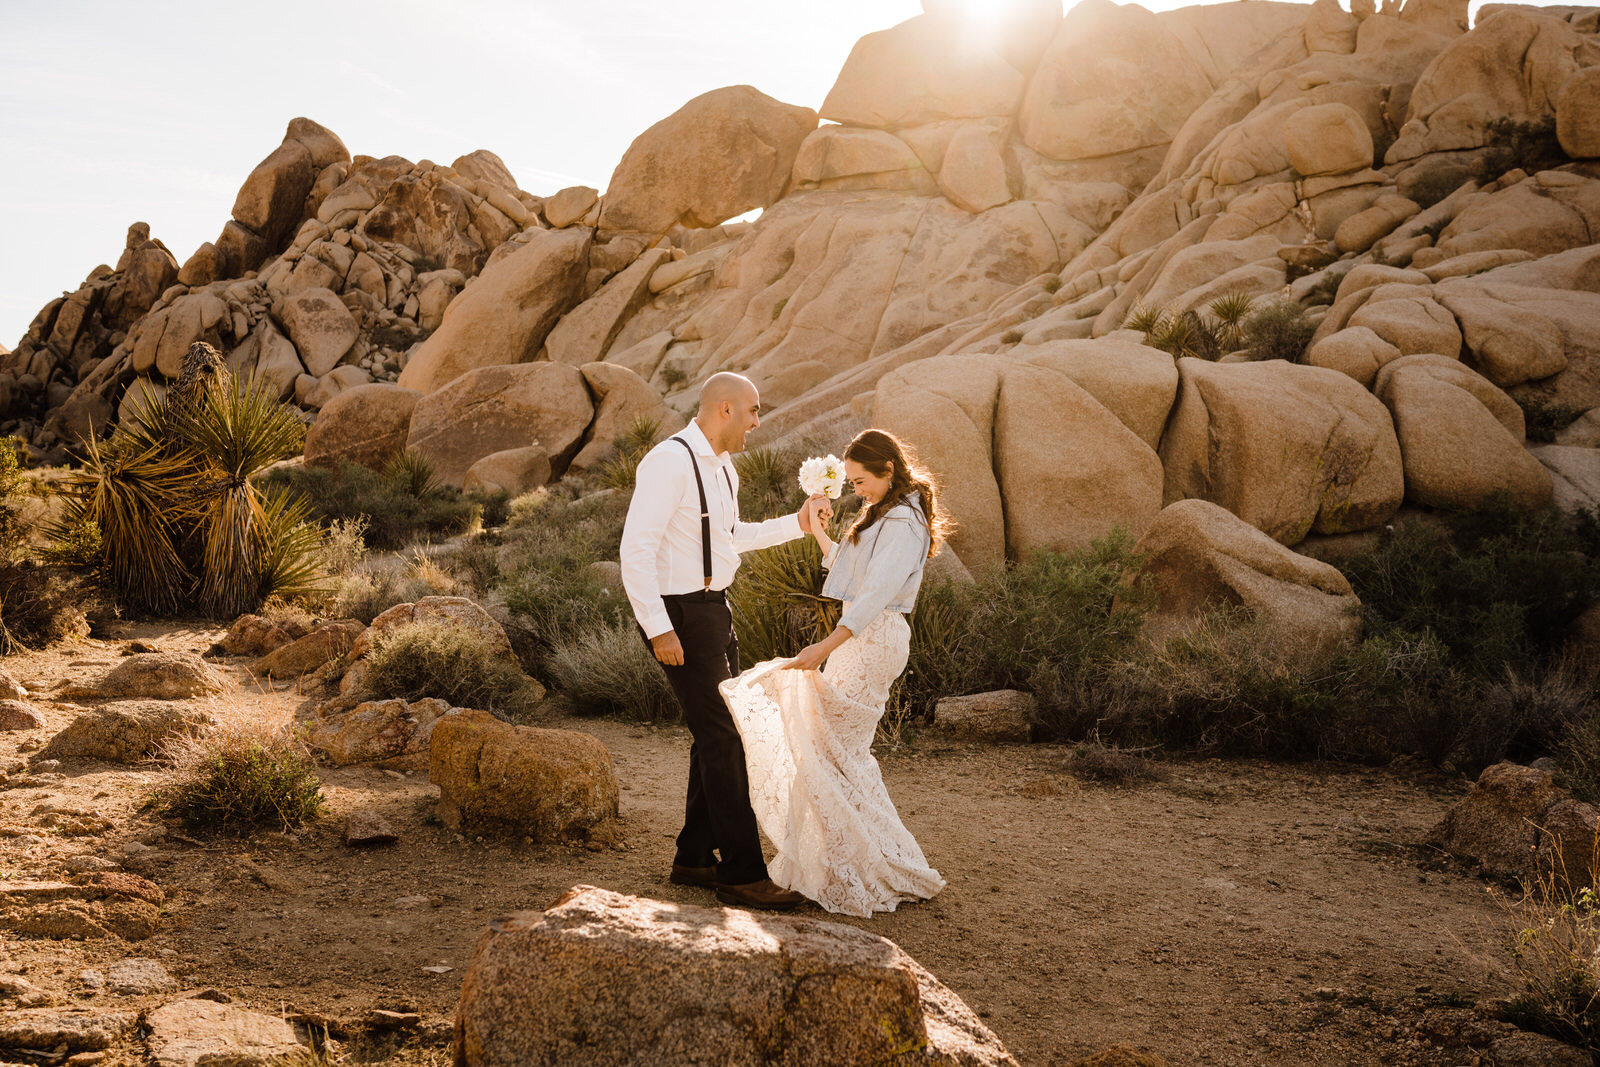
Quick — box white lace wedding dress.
[719,609,945,917]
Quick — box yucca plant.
[1208,291,1255,353]
[596,415,663,492]
[382,449,443,501]
[50,343,323,618]
[1123,304,1171,337]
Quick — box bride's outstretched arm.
[807,496,836,559]
[785,624,852,671]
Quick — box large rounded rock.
[1159,358,1404,545]
[1433,282,1569,388]
[544,248,673,367]
[307,697,457,767]
[429,711,619,842]
[1018,337,1179,450]
[1133,499,1363,669]
[567,362,683,472]
[1021,0,1213,163]
[1284,103,1374,177]
[790,128,935,194]
[304,383,422,472]
[1434,172,1600,261]
[231,140,314,247]
[598,86,817,235]
[820,13,1026,129]
[875,355,1008,571]
[280,287,358,377]
[1374,354,1553,510]
[398,228,592,396]
[1386,10,1600,164]
[1345,289,1462,361]
[1557,65,1600,159]
[61,653,227,701]
[993,361,1165,558]
[464,448,552,497]
[37,702,214,764]
[255,621,364,679]
[1304,326,1404,388]
[453,885,1017,1066]
[405,362,593,486]
[1428,762,1566,874]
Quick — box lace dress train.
[719,610,945,917]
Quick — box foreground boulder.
[36,702,213,764]
[454,885,1017,1066]
[1133,500,1362,669]
[429,711,619,842]
[1430,762,1600,888]
[253,620,364,679]
[145,998,305,1067]
[59,653,227,701]
[931,690,1038,744]
[307,697,459,767]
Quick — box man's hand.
[798,494,832,534]
[651,631,685,666]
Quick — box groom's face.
[725,385,761,453]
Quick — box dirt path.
[0,622,1522,1065]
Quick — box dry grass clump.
[362,619,543,720]
[1491,849,1600,1049]
[155,718,325,833]
[544,622,678,721]
[1064,742,1167,785]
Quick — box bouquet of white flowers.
[798,455,845,499]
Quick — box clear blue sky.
[0,0,1557,347]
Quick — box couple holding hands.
[619,372,948,918]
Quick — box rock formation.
[6,0,1600,566]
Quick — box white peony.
[798,454,845,499]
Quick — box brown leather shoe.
[715,878,806,911]
[669,864,718,888]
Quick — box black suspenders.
[671,437,719,591]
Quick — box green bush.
[263,457,476,551]
[1243,300,1316,363]
[363,619,543,719]
[1519,396,1586,444]
[1482,116,1568,178]
[50,372,321,617]
[1124,293,1257,360]
[545,621,679,721]
[157,722,325,833]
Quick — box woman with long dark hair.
[720,428,951,916]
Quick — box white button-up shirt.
[620,420,803,639]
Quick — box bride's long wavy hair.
[842,429,951,558]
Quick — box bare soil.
[0,621,1528,1065]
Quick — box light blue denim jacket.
[820,491,931,637]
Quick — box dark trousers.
[648,592,767,886]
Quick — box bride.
[719,429,949,917]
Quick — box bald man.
[620,373,828,910]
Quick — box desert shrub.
[1124,293,1256,360]
[319,517,368,578]
[1493,870,1600,1050]
[263,457,476,550]
[735,444,807,519]
[363,619,543,719]
[0,440,102,650]
[1301,270,1344,307]
[596,416,663,492]
[1242,300,1316,363]
[1000,328,1024,345]
[942,532,1153,731]
[1409,169,1470,210]
[1065,742,1166,784]
[1482,116,1568,178]
[1519,396,1586,444]
[1341,507,1600,678]
[545,621,679,721]
[49,375,320,617]
[1042,276,1063,294]
[157,720,325,833]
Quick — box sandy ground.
[0,621,1529,1065]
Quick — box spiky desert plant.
[50,342,321,618]
[1208,291,1256,353]
[382,449,444,501]
[596,415,663,491]
[1123,304,1171,337]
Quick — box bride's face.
[845,458,892,505]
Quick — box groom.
[620,372,823,911]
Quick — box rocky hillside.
[7,0,1600,569]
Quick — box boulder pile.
[6,0,1600,593]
